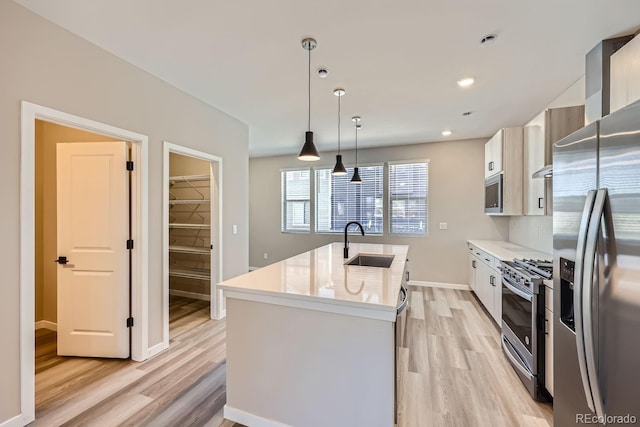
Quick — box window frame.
[388,159,429,237]
[313,162,385,235]
[280,167,311,234]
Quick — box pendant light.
[298,38,320,161]
[332,88,347,175]
[350,116,362,184]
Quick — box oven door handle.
[396,285,408,315]
[502,277,532,302]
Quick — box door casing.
[20,101,149,425]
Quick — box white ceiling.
[13,0,640,157]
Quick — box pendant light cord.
[355,124,358,166]
[337,94,341,153]
[308,46,311,132]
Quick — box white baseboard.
[0,414,24,427]
[224,406,290,427]
[169,289,211,301]
[409,280,470,291]
[34,320,57,331]
[146,342,167,360]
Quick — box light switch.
[232,225,238,234]
[439,222,448,230]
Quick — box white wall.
[0,2,249,422]
[509,76,586,254]
[249,138,510,284]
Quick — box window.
[315,165,383,234]
[389,162,428,235]
[281,169,310,232]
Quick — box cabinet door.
[490,267,502,324]
[545,307,554,396]
[468,253,478,292]
[477,262,492,314]
[524,125,545,215]
[485,130,504,178]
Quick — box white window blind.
[315,165,383,234]
[281,169,310,232]
[389,162,428,235]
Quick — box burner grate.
[513,258,552,279]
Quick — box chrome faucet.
[344,221,365,258]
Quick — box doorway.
[20,101,149,424]
[163,142,223,350]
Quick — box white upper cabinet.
[523,106,585,216]
[484,129,504,178]
[485,127,524,216]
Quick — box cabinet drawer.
[477,250,494,267]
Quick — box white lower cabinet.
[468,244,501,325]
[468,252,478,293]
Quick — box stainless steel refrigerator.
[554,99,640,426]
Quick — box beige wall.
[249,138,510,284]
[509,76,586,254]
[1,2,249,422]
[35,121,120,324]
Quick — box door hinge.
[127,317,134,328]
[127,239,134,250]
[126,161,134,171]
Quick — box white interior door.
[56,141,130,358]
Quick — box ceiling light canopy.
[298,37,320,161]
[457,77,475,87]
[332,88,347,176]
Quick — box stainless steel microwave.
[485,174,503,214]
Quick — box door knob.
[55,256,68,265]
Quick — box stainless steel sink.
[346,253,395,268]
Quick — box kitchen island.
[219,242,409,427]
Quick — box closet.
[168,153,212,301]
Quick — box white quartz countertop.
[468,239,553,288]
[468,239,551,262]
[219,242,409,321]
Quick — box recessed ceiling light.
[462,111,473,116]
[457,78,475,87]
[480,34,497,47]
[442,130,452,136]
[317,67,329,78]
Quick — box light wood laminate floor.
[33,288,552,426]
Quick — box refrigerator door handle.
[575,189,597,413]
[582,188,610,419]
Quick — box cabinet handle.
[472,260,476,268]
[538,197,544,209]
[490,275,496,286]
[485,258,491,263]
[545,318,549,335]
[405,271,410,282]
[489,161,494,171]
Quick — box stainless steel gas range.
[500,258,551,401]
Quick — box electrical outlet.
[263,252,268,260]
[439,222,448,230]
[232,225,238,234]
